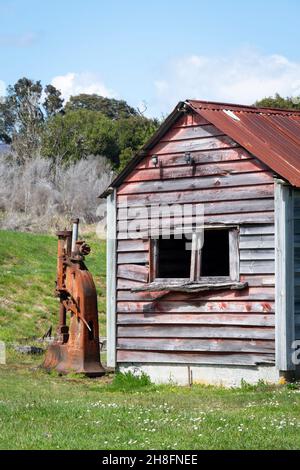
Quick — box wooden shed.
[101,100,300,386]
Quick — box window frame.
[149,226,239,283]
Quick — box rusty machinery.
[43,219,105,377]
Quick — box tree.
[42,107,160,168]
[42,109,120,164]
[116,115,160,170]
[255,93,300,110]
[0,97,14,143]
[0,77,63,162]
[64,94,138,120]
[43,84,64,118]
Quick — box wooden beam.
[132,280,248,293]
[106,189,117,368]
[275,179,295,371]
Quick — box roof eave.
[99,101,189,198]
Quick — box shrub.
[0,152,113,232]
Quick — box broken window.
[201,229,230,276]
[150,227,239,282]
[157,235,192,278]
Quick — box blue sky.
[1,0,300,116]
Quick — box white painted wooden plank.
[240,249,275,260]
[239,234,274,249]
[106,189,117,368]
[240,260,275,274]
[240,225,274,235]
[275,180,295,371]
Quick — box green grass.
[1,352,300,449]
[0,230,106,342]
[1,229,300,450]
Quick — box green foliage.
[239,379,271,392]
[65,93,138,120]
[110,371,152,391]
[116,115,160,171]
[42,109,119,164]
[1,77,160,170]
[255,93,300,110]
[43,84,64,118]
[42,108,160,168]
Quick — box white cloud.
[51,72,117,102]
[153,49,300,114]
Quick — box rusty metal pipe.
[71,218,79,253]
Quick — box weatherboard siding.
[294,190,300,342]
[115,111,275,366]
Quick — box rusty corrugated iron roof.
[187,99,300,187]
[100,99,300,197]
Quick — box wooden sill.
[132,280,248,293]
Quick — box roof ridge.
[186,99,300,115]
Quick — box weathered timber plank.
[174,113,210,127]
[117,252,148,264]
[117,278,147,289]
[117,313,275,327]
[240,225,274,235]
[150,135,238,155]
[240,249,275,261]
[117,184,274,207]
[117,276,275,292]
[117,264,149,283]
[117,199,274,221]
[117,300,274,314]
[117,350,275,365]
[161,124,225,141]
[117,289,170,301]
[124,160,267,183]
[132,281,247,294]
[117,337,275,354]
[117,239,149,252]
[117,325,275,340]
[117,213,275,238]
[240,260,275,275]
[239,234,275,249]
[135,148,252,170]
[240,275,275,287]
[118,171,274,195]
[117,287,275,301]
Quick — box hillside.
[0,230,106,342]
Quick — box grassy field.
[1,353,300,449]
[1,230,300,450]
[0,229,106,342]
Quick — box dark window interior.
[157,235,191,278]
[201,229,229,276]
[156,229,231,279]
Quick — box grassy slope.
[1,230,300,450]
[0,230,106,342]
